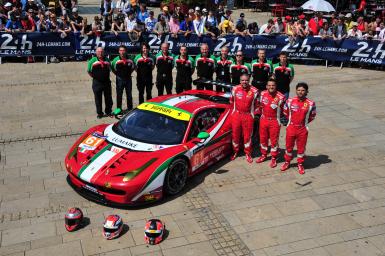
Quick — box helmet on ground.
[144,219,165,245]
[65,207,83,232]
[103,214,123,240]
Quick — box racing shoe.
[230,152,238,161]
[280,161,290,172]
[270,157,277,168]
[298,164,305,175]
[246,154,253,163]
[255,155,267,163]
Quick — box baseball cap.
[195,6,200,11]
[4,2,12,7]
[240,13,245,17]
[285,15,291,21]
[345,13,352,18]
[72,7,78,13]
[223,20,229,28]
[162,6,168,11]
[202,8,207,13]
[298,14,305,19]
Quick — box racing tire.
[164,158,188,196]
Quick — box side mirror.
[197,131,210,140]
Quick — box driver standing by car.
[230,74,259,163]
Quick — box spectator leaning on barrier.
[134,43,154,104]
[5,13,22,32]
[59,14,72,37]
[260,19,276,35]
[193,11,204,36]
[272,51,294,99]
[153,15,169,35]
[91,15,104,36]
[205,10,217,28]
[179,14,193,36]
[155,43,175,96]
[20,13,35,32]
[87,47,113,119]
[356,16,368,33]
[70,8,83,32]
[221,9,232,23]
[169,14,180,37]
[345,13,354,31]
[318,21,333,39]
[348,23,362,39]
[218,19,234,35]
[124,10,136,33]
[81,17,92,35]
[111,13,124,35]
[195,43,216,90]
[144,10,156,32]
[230,50,251,85]
[333,16,347,40]
[111,45,135,111]
[175,46,195,93]
[36,12,47,31]
[296,19,310,39]
[251,49,272,92]
[248,22,258,34]
[235,13,249,36]
[308,12,323,35]
[274,17,285,34]
[215,46,234,91]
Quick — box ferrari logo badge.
[304,103,308,107]
[105,169,110,175]
[104,182,111,188]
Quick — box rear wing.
[193,78,236,92]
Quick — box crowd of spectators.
[1,0,384,41]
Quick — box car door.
[186,107,232,174]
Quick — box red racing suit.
[258,90,286,158]
[283,97,316,164]
[230,85,259,155]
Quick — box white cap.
[4,2,12,7]
[72,7,78,12]
[345,13,352,18]
[202,8,208,13]
[195,6,200,11]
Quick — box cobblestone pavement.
[1,56,385,256]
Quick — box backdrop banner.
[0,32,384,66]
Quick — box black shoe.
[105,112,113,118]
[97,114,103,119]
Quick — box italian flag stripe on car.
[77,144,112,179]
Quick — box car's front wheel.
[164,158,188,195]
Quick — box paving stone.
[311,191,359,209]
[81,231,135,255]
[30,235,63,249]
[99,248,132,256]
[25,241,83,256]
[324,239,382,256]
[349,207,385,227]
[281,247,331,256]
[128,244,161,256]
[347,185,385,202]
[274,197,321,216]
[0,241,31,256]
[162,241,217,256]
[1,221,56,246]
[234,204,283,224]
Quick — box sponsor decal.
[143,194,156,201]
[263,97,269,104]
[110,146,123,154]
[138,102,191,121]
[83,184,102,195]
[270,103,277,109]
[79,134,105,151]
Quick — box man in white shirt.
[193,11,204,36]
[125,10,136,32]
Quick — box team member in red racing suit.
[256,78,286,168]
[230,74,259,163]
[281,82,316,175]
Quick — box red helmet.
[144,219,165,245]
[65,207,83,232]
[103,214,123,240]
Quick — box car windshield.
[113,109,188,145]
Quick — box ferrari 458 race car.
[65,80,236,205]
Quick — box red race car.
[65,80,235,205]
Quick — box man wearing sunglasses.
[230,50,251,85]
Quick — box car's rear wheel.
[164,159,188,195]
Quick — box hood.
[67,125,186,186]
